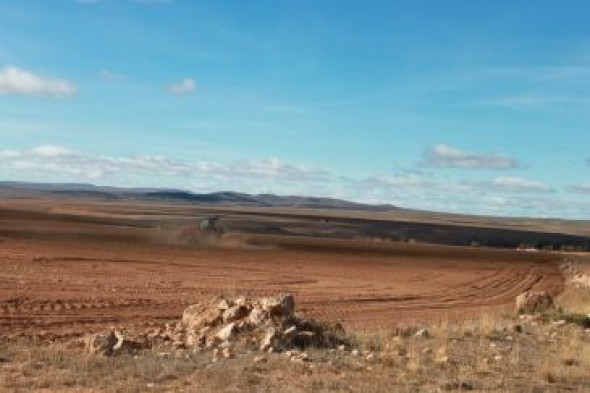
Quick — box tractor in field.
[179,216,226,245]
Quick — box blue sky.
[0,0,589,218]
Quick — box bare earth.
[0,198,566,341]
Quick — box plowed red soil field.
[0,200,565,339]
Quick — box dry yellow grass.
[0,283,589,392]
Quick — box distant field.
[0,196,573,339]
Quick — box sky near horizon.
[0,0,589,219]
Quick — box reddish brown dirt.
[0,200,565,339]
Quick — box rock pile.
[140,294,346,356]
[515,291,554,314]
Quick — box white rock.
[260,328,277,352]
[216,322,237,342]
[248,307,267,326]
[552,320,567,327]
[222,305,249,323]
[253,355,267,363]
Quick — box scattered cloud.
[100,70,126,81]
[168,78,196,95]
[30,145,76,158]
[566,183,590,194]
[535,66,590,82]
[0,66,77,97]
[79,0,174,3]
[0,146,327,182]
[361,173,441,190]
[486,95,590,111]
[465,176,553,193]
[421,144,522,169]
[132,0,174,3]
[0,145,587,219]
[342,174,589,219]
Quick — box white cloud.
[168,78,196,94]
[362,174,441,189]
[567,183,590,194]
[0,146,326,183]
[0,66,77,96]
[230,158,328,180]
[132,0,174,3]
[422,144,522,169]
[487,95,589,111]
[30,145,76,158]
[466,177,553,193]
[100,70,126,81]
[0,145,587,219]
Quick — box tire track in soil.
[0,225,565,336]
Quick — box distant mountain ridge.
[0,181,397,212]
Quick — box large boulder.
[515,291,554,314]
[86,330,145,356]
[86,331,118,356]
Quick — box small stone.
[515,291,554,314]
[284,326,297,337]
[172,340,185,349]
[248,307,266,326]
[260,328,277,352]
[553,320,567,327]
[337,344,346,351]
[222,305,249,323]
[366,353,375,361]
[216,322,237,342]
[234,296,248,307]
[351,349,359,357]
[414,329,430,338]
[253,355,267,363]
[218,298,232,310]
[222,347,234,359]
[291,352,309,363]
[494,355,503,361]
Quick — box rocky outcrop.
[515,291,554,314]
